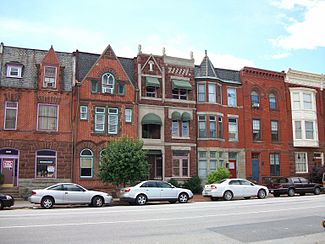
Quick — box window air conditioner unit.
[314,153,322,159]
[103,87,112,93]
[45,82,54,87]
[252,103,259,108]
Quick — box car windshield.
[214,179,227,184]
[272,177,289,184]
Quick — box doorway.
[0,149,19,187]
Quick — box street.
[1,195,325,244]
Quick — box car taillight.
[124,188,131,193]
[32,191,36,195]
[211,185,217,189]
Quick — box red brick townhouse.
[195,52,245,181]
[135,47,197,182]
[0,43,74,190]
[73,45,138,190]
[240,67,291,183]
[285,69,325,177]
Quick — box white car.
[29,183,113,209]
[120,180,193,205]
[202,178,268,201]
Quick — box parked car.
[120,180,193,205]
[0,193,14,210]
[29,183,113,209]
[202,178,268,201]
[267,177,323,197]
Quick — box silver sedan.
[29,183,113,209]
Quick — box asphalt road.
[1,195,325,244]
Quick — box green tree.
[98,137,149,187]
[207,167,231,184]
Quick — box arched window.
[141,113,162,139]
[251,91,259,107]
[269,93,277,110]
[36,150,57,178]
[148,60,154,71]
[80,149,93,178]
[102,73,115,94]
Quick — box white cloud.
[270,0,317,9]
[270,52,291,59]
[270,0,325,50]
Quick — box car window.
[48,185,64,191]
[276,178,289,183]
[157,182,172,188]
[141,182,157,188]
[292,177,300,183]
[298,178,308,184]
[229,180,240,185]
[239,180,251,186]
[64,184,84,192]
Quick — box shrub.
[309,166,325,184]
[207,167,231,184]
[0,173,4,185]
[168,178,181,188]
[183,176,202,194]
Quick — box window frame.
[269,93,277,110]
[146,86,157,97]
[6,64,23,78]
[35,150,57,179]
[197,83,206,102]
[251,91,259,107]
[94,107,106,133]
[271,120,279,142]
[227,87,237,107]
[37,103,59,132]
[172,88,188,100]
[208,83,216,103]
[125,108,132,123]
[43,66,57,88]
[172,154,189,178]
[198,115,207,138]
[270,153,280,176]
[295,152,308,173]
[80,105,88,121]
[108,108,119,134]
[228,117,238,141]
[4,101,18,130]
[101,73,115,94]
[80,149,94,178]
[252,119,261,141]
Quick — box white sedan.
[29,183,113,209]
[202,178,268,201]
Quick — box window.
[295,152,308,173]
[305,121,314,139]
[37,104,58,131]
[142,124,161,139]
[91,80,99,93]
[271,120,279,142]
[269,93,277,110]
[209,116,216,138]
[198,151,207,177]
[108,108,118,134]
[4,101,18,130]
[181,121,189,137]
[172,120,179,137]
[292,92,300,109]
[210,151,217,171]
[80,149,93,178]
[146,87,157,97]
[6,64,22,78]
[172,89,188,100]
[36,150,56,178]
[303,93,312,110]
[125,108,132,123]
[252,119,261,141]
[118,83,125,95]
[172,151,189,177]
[80,106,88,120]
[208,84,216,103]
[228,118,238,141]
[197,84,206,102]
[148,61,154,71]
[218,117,223,138]
[43,66,57,88]
[270,153,280,176]
[102,73,115,94]
[217,85,222,104]
[94,107,105,132]
[251,91,259,107]
[227,88,237,107]
[198,115,206,138]
[295,121,302,139]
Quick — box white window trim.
[227,87,237,107]
[80,149,94,178]
[6,64,23,78]
[80,106,88,120]
[102,73,115,94]
[228,117,238,141]
[172,155,190,178]
[295,152,308,173]
[43,66,57,88]
[37,103,59,132]
[125,108,132,123]
[108,108,118,134]
[94,107,105,132]
[4,101,18,130]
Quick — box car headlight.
[6,195,12,200]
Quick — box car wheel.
[314,187,321,195]
[288,188,295,197]
[92,196,104,207]
[0,200,3,210]
[211,197,218,201]
[257,189,267,199]
[178,193,189,203]
[223,191,233,201]
[136,194,147,205]
[41,196,54,209]
[169,200,177,204]
[323,220,325,228]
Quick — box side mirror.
[250,183,255,186]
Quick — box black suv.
[267,177,323,197]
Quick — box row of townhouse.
[0,42,324,194]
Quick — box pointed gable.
[197,50,217,78]
[42,46,59,65]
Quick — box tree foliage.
[207,167,231,184]
[98,137,149,187]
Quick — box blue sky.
[0,0,324,74]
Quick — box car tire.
[178,193,189,203]
[41,196,54,209]
[169,200,177,204]
[136,194,147,205]
[223,191,233,201]
[92,196,104,207]
[314,187,321,195]
[0,200,3,210]
[211,197,218,201]
[323,220,325,228]
[288,188,295,197]
[257,189,267,199]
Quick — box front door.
[1,158,15,186]
[252,159,259,183]
[227,160,237,178]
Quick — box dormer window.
[102,73,115,94]
[6,64,22,78]
[43,66,57,88]
[149,61,154,71]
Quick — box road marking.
[0,204,323,229]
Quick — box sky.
[0,0,324,74]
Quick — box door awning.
[141,113,162,125]
[172,79,192,90]
[171,111,181,120]
[181,112,191,121]
[145,76,160,87]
